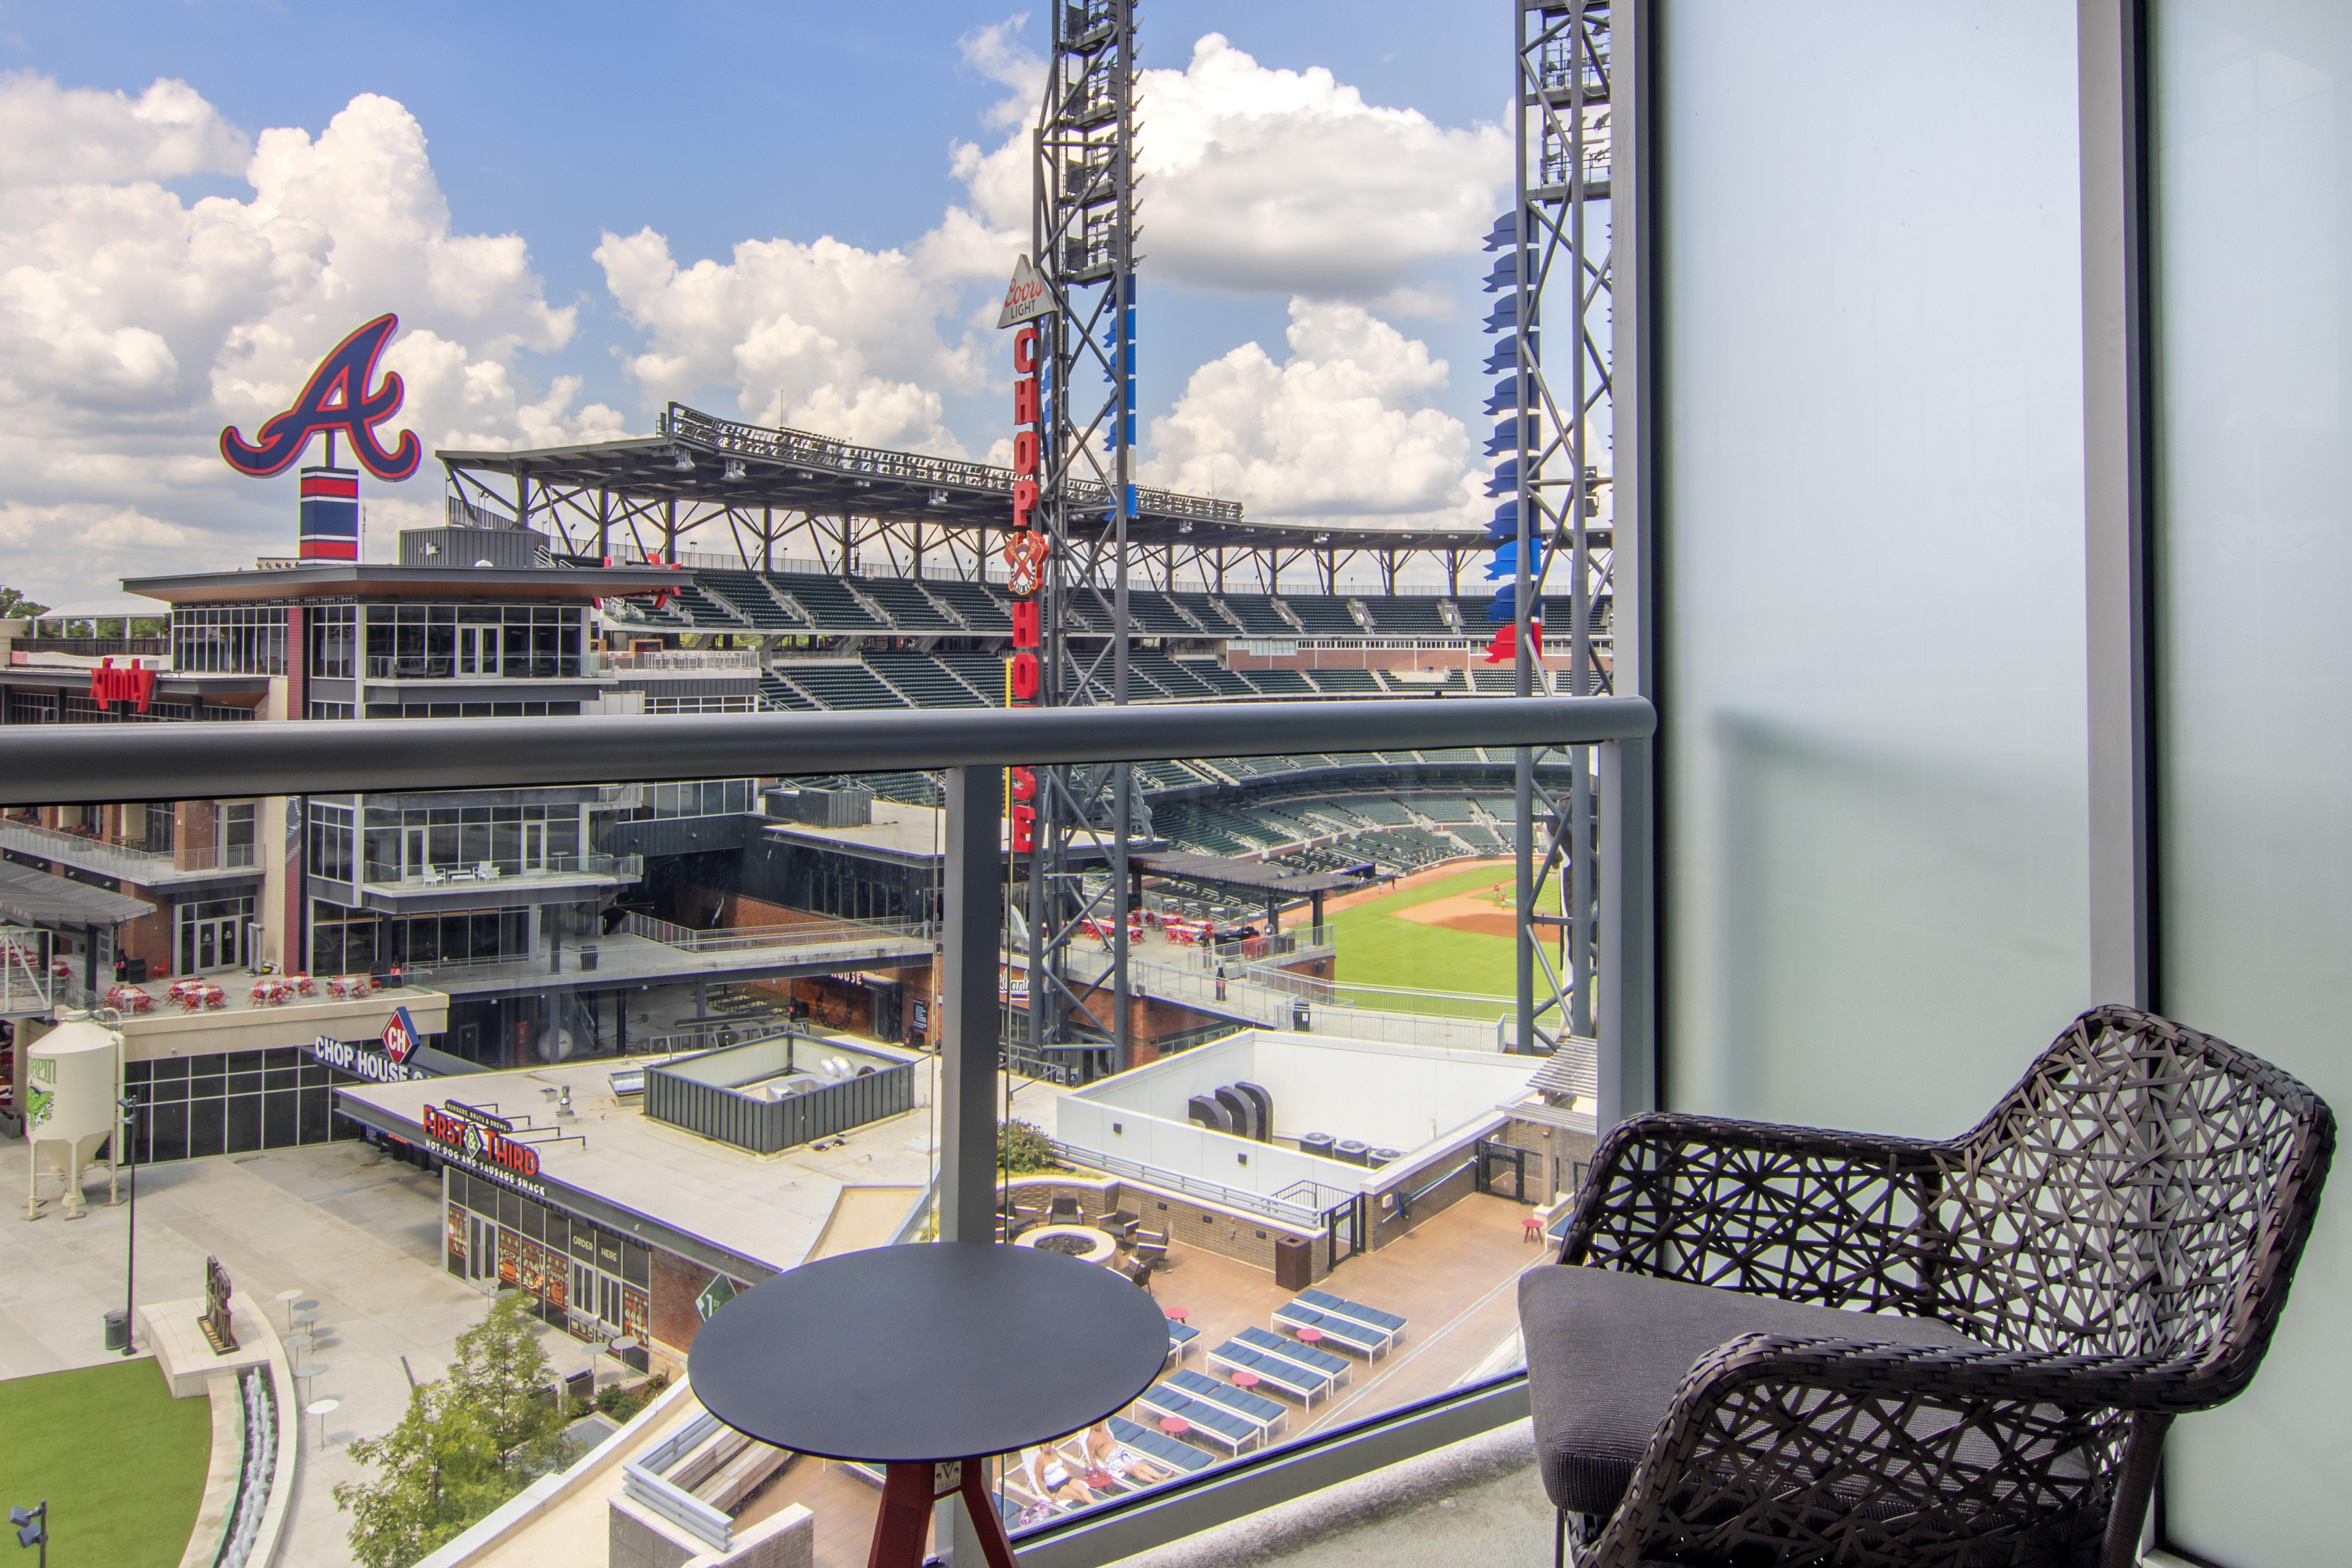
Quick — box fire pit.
[1012,1224,1119,1265]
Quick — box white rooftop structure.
[1054,1030,1549,1209]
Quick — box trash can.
[1290,1002,1312,1031]
[103,1308,129,1352]
[578,946,599,972]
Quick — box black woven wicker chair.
[1521,1005,2334,1568]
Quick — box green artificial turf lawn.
[0,1358,212,1568]
[1325,862,1525,1013]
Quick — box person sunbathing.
[1083,1422,1174,1486]
[1025,1445,1096,1510]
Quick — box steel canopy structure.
[438,405,1503,585]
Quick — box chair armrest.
[1588,1334,2163,1568]
[1558,1112,1953,1314]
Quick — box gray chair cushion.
[1519,1266,1989,1517]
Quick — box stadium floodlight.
[723,458,746,480]
[10,1500,46,1553]
[672,452,695,472]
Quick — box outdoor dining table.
[690,1241,1167,1568]
[103,984,152,1014]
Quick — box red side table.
[1229,1371,1260,1391]
[1295,1327,1324,1346]
[1163,1307,1188,1323]
[1159,1415,1192,1437]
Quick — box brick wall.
[1003,1173,1334,1281]
[1491,1115,1596,1205]
[648,1248,717,1355]
[116,900,174,979]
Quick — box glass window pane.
[2152,3,2352,1560]
[1655,0,2091,1131]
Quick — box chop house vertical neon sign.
[1005,323,1047,853]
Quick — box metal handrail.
[0,696,1654,805]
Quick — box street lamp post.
[10,1500,47,1568]
[117,1090,139,1356]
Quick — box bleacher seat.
[758,673,817,711]
[1241,668,1314,697]
[768,573,886,631]
[1181,661,1253,697]
[781,664,909,710]
[1359,596,1455,636]
[1170,593,1239,633]
[861,577,958,631]
[1218,594,1296,636]
[665,582,749,629]
[928,579,1013,633]
[697,570,805,630]
[931,651,1009,704]
[1280,595,1363,635]
[1304,669,1381,695]
[1131,650,1218,698]
[868,653,985,707]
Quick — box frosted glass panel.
[2153,4,2352,1562]
[1658,1,2091,1134]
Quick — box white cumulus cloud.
[953,32,1507,304]
[0,77,625,605]
[1142,297,1483,530]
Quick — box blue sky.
[0,1,1554,599]
[0,1,1507,426]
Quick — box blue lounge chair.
[1109,1415,1215,1475]
[1206,1340,1331,1403]
[1273,1301,1392,1357]
[1166,1319,1200,1363]
[1169,1367,1285,1434]
[1236,1324,1351,1384]
[1296,1287,1406,1334]
[1131,1384,1258,1452]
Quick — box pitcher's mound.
[1397,892,1516,938]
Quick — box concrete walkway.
[1,1138,512,1568]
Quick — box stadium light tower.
[1499,1,1614,1059]
[1023,0,1144,1068]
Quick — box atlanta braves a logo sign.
[218,313,422,481]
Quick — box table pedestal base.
[870,1459,1020,1568]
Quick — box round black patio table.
[690,1240,1169,1568]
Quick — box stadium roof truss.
[437,408,1508,593]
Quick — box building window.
[142,802,176,854]
[362,603,587,681]
[220,803,256,868]
[125,1046,358,1162]
[307,802,353,887]
[308,604,356,679]
[171,606,287,674]
[305,702,356,720]
[359,802,584,883]
[178,894,254,974]
[648,695,757,715]
[648,780,756,817]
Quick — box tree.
[0,586,49,620]
[998,1118,1060,1174]
[334,1294,571,1568]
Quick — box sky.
[0,1,1545,608]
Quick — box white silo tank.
[23,1018,122,1221]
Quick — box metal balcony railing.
[0,693,1655,1568]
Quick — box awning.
[1128,851,1367,895]
[0,861,157,927]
